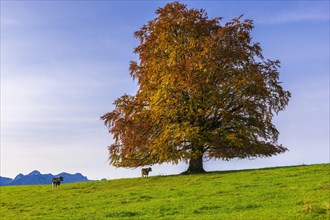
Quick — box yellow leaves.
[101,2,290,168]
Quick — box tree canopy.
[101,2,291,173]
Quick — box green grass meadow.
[1,163,329,219]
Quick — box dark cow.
[52,176,63,190]
[141,167,152,178]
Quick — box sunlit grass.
[1,164,329,219]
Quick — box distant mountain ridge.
[0,170,89,186]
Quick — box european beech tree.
[101,2,291,173]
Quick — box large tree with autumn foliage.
[101,2,291,173]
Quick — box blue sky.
[1,1,329,180]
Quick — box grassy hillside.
[1,164,329,219]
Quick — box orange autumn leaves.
[101,2,290,169]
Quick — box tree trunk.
[183,155,205,174]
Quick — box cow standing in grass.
[52,176,63,190]
[141,168,152,178]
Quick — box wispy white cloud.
[256,6,329,24]
[0,17,21,26]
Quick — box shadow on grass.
[177,163,329,176]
